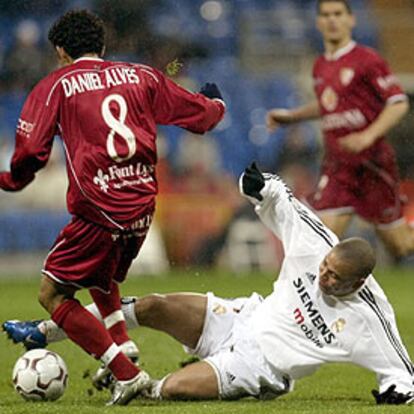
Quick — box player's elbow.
[393,99,410,116]
[400,99,410,114]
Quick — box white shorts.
[184,292,291,400]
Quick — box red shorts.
[308,159,403,226]
[43,212,153,293]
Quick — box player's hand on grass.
[339,130,376,153]
[199,83,223,100]
[371,384,414,405]
[266,109,292,133]
[241,162,265,201]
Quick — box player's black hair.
[334,238,376,280]
[317,0,352,14]
[48,9,105,60]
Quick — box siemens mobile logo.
[293,277,336,347]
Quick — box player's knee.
[161,375,191,400]
[38,289,52,313]
[38,286,62,315]
[135,294,166,325]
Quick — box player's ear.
[315,15,323,33]
[55,46,64,58]
[349,13,356,30]
[55,46,73,66]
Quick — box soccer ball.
[12,349,68,401]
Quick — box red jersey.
[313,41,407,166]
[0,57,225,230]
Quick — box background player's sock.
[90,282,130,346]
[52,299,139,380]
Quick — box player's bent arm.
[287,101,321,122]
[267,101,320,128]
[0,85,58,192]
[145,68,225,133]
[240,170,337,256]
[364,100,409,145]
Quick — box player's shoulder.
[108,60,163,82]
[353,44,386,65]
[313,54,325,70]
[27,65,70,103]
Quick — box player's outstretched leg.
[3,293,207,349]
[2,301,105,350]
[144,361,219,400]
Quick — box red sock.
[108,353,139,381]
[89,282,130,346]
[52,299,139,380]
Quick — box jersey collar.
[73,57,104,64]
[325,40,356,61]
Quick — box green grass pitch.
[0,268,413,414]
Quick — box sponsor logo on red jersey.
[321,109,367,131]
[17,118,35,138]
[93,162,155,193]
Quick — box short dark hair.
[333,238,376,280]
[48,9,105,60]
[317,0,352,14]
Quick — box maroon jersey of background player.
[0,57,225,230]
[313,41,406,166]
[310,41,407,224]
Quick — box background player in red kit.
[0,10,225,405]
[266,0,413,261]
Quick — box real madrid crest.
[212,303,227,315]
[331,318,346,334]
[340,68,355,86]
[321,86,338,112]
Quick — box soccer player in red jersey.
[0,10,225,405]
[266,0,413,261]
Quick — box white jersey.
[244,174,414,394]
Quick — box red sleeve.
[364,52,407,104]
[0,80,58,192]
[144,68,225,133]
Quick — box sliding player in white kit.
[4,163,414,405]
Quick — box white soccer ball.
[12,349,68,401]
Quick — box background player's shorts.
[42,213,153,293]
[184,292,291,400]
[309,159,403,226]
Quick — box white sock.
[85,302,104,321]
[39,302,104,344]
[37,299,138,345]
[38,320,67,343]
[148,375,170,400]
[121,298,139,330]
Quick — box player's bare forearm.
[365,100,409,143]
[267,101,320,132]
[340,100,409,153]
[289,101,321,122]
